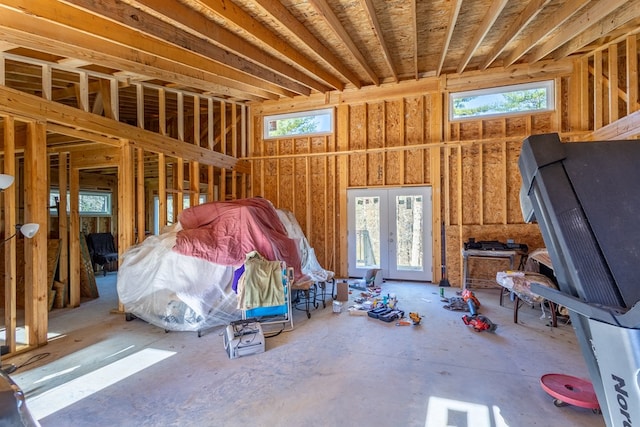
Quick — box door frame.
[347,186,433,281]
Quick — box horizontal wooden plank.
[0,85,242,170]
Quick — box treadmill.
[519,133,639,426]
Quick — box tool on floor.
[409,312,422,325]
[462,314,497,332]
[461,289,481,315]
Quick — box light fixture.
[2,223,40,244]
[0,174,14,190]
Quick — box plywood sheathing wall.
[251,84,440,278]
[251,69,577,284]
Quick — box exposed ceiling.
[1,0,639,106]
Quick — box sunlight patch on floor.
[27,348,175,420]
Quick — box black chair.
[86,232,118,276]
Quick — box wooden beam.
[528,0,629,63]
[0,86,247,172]
[0,9,274,101]
[129,0,324,95]
[436,0,463,76]
[10,0,284,99]
[69,160,80,307]
[251,0,358,88]
[590,109,640,140]
[504,0,590,67]
[628,35,639,115]
[481,0,552,70]
[457,0,509,74]
[198,0,346,91]
[24,120,49,346]
[118,141,135,266]
[58,152,69,297]
[3,115,17,353]
[136,148,146,243]
[308,0,378,85]
[609,44,619,124]
[594,50,603,130]
[551,0,640,61]
[359,0,398,82]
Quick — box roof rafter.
[127,0,329,95]
[457,0,509,74]
[197,0,350,90]
[359,0,398,83]
[251,0,361,88]
[528,0,631,63]
[551,0,640,61]
[481,0,552,70]
[307,0,379,86]
[60,0,307,97]
[504,0,589,67]
[0,11,273,101]
[436,0,463,77]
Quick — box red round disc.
[540,373,600,409]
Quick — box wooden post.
[118,140,135,311]
[336,104,349,277]
[58,152,69,301]
[24,120,48,346]
[3,115,17,352]
[69,161,80,308]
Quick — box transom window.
[263,108,333,139]
[50,190,112,216]
[450,80,554,121]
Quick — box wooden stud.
[69,159,80,308]
[24,120,48,346]
[3,115,17,352]
[594,50,603,130]
[336,104,349,277]
[220,100,227,200]
[58,152,69,301]
[136,148,145,243]
[609,44,619,123]
[41,64,52,101]
[158,153,166,229]
[581,56,590,130]
[628,35,639,114]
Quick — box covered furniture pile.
[116,198,333,332]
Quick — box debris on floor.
[344,287,422,326]
[441,288,497,332]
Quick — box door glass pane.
[355,196,380,268]
[395,195,423,271]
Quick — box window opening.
[450,80,554,121]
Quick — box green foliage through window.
[451,81,554,120]
[50,190,112,215]
[264,108,333,139]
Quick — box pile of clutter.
[347,286,421,326]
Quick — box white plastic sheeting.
[116,204,332,332]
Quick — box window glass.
[50,190,112,216]
[263,108,333,139]
[450,80,554,120]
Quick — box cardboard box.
[336,281,349,301]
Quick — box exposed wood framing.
[24,120,48,346]
[3,115,17,352]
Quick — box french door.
[347,187,432,281]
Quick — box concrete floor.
[7,274,605,427]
